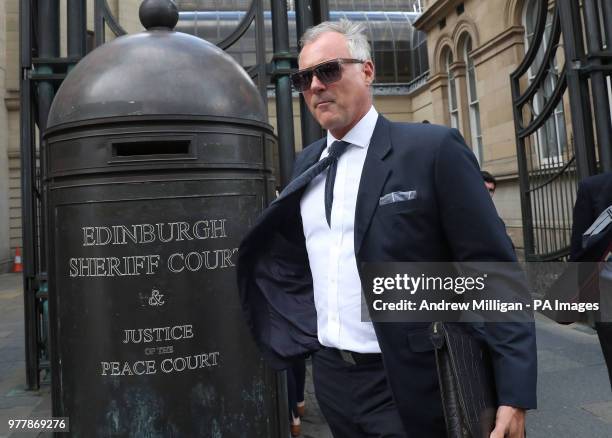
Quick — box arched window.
[523,0,568,166]
[445,49,459,129]
[463,36,483,163]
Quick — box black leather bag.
[429,322,497,438]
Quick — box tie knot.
[327,140,350,160]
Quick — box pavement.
[0,274,51,438]
[0,272,610,437]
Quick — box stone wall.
[3,0,20,272]
[0,0,10,271]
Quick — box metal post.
[67,0,87,63]
[295,0,324,148]
[510,67,535,259]
[36,0,59,281]
[584,0,612,172]
[36,0,60,133]
[509,0,548,259]
[254,0,268,113]
[558,0,597,180]
[600,0,612,51]
[271,0,296,188]
[94,0,106,47]
[313,0,330,22]
[20,0,39,391]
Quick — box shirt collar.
[326,106,379,149]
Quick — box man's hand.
[490,405,526,438]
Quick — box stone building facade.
[412,0,542,251]
[0,0,18,273]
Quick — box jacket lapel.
[292,138,327,178]
[354,116,393,255]
[273,138,327,204]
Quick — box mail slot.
[111,139,193,157]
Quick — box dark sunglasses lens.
[291,60,343,91]
[291,71,312,91]
[315,61,342,84]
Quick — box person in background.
[287,358,307,436]
[482,170,497,196]
[570,171,612,389]
[481,170,516,251]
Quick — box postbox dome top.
[47,0,267,130]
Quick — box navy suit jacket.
[570,172,612,262]
[237,116,537,435]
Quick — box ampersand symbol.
[148,289,165,306]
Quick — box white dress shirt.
[300,106,381,353]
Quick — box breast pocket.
[377,199,423,216]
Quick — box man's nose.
[309,74,326,92]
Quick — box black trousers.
[287,357,306,419]
[311,347,407,438]
[596,322,612,389]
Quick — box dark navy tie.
[324,141,350,226]
[275,140,350,227]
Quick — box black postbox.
[44,2,282,436]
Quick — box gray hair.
[300,19,372,61]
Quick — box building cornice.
[4,93,20,111]
[449,61,466,77]
[497,171,519,181]
[470,26,525,67]
[414,0,461,32]
[427,72,448,92]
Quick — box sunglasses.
[290,58,365,92]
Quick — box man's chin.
[314,115,340,132]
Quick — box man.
[482,170,497,196]
[482,170,515,250]
[237,20,536,437]
[570,171,612,388]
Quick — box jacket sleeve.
[570,180,594,261]
[433,128,537,409]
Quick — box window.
[523,0,568,166]
[445,50,459,129]
[410,27,429,79]
[464,37,483,163]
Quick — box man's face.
[484,181,496,197]
[298,32,374,139]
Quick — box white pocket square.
[379,190,417,206]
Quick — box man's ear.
[363,60,375,85]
